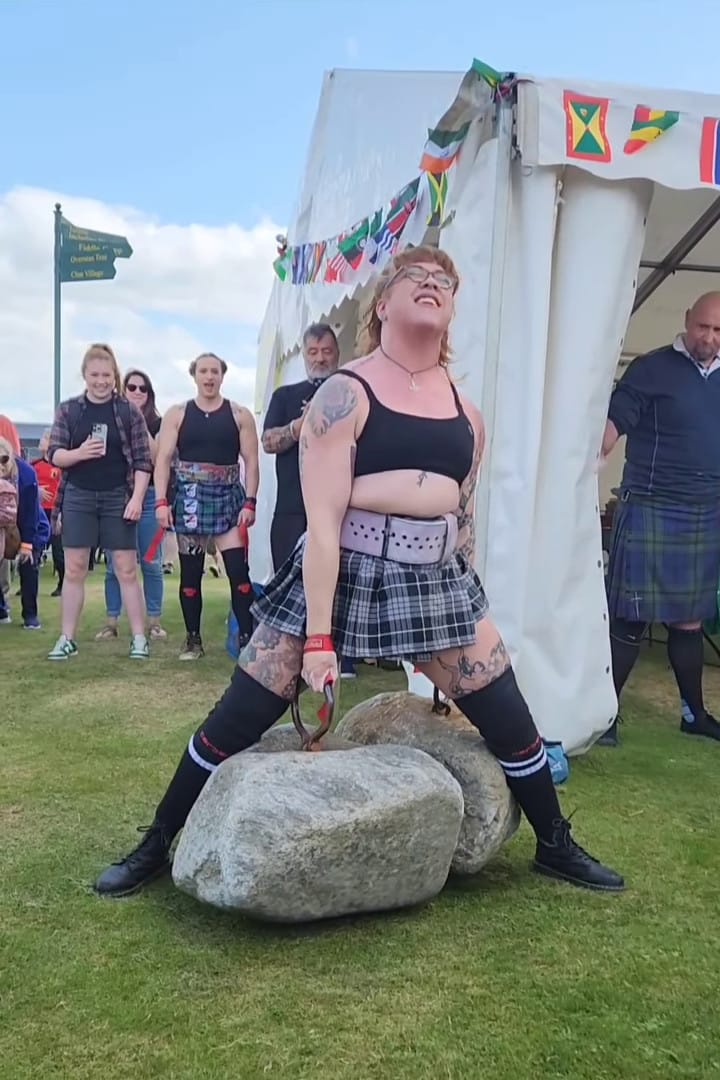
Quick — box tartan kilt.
[250,537,490,662]
[606,494,720,623]
[173,475,245,537]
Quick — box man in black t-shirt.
[262,323,340,570]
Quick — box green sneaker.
[129,634,149,660]
[48,635,78,661]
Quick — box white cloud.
[0,186,282,421]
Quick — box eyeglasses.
[387,264,457,292]
[126,382,148,394]
[0,454,10,465]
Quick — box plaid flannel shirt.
[48,393,152,527]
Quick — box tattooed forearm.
[298,433,309,477]
[455,430,482,564]
[456,513,476,564]
[306,378,357,437]
[262,423,298,455]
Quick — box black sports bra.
[337,369,475,486]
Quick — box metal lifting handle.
[290,680,335,751]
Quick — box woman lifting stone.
[95,246,624,898]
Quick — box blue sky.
[1,0,718,417]
[3,0,718,230]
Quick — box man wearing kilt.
[153,353,259,660]
[600,293,720,746]
[95,246,624,898]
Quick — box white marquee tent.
[250,60,720,754]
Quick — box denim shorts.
[61,483,137,551]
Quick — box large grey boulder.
[336,691,520,875]
[248,722,357,755]
[172,744,464,923]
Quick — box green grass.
[3,567,720,1079]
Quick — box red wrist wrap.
[304,635,334,653]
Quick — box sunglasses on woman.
[0,454,10,465]
[126,382,148,394]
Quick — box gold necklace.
[379,346,439,392]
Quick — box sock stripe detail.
[187,734,219,773]
[497,745,548,778]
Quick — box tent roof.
[256,63,720,406]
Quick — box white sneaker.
[129,634,149,660]
[48,634,78,660]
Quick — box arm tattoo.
[298,433,309,477]
[262,423,296,454]
[307,379,357,437]
[417,471,427,487]
[456,434,482,564]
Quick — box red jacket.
[33,457,61,510]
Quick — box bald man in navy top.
[600,292,720,746]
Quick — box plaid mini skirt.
[606,493,720,623]
[173,462,245,537]
[251,538,490,662]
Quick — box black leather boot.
[94,823,172,898]
[680,712,720,742]
[533,819,625,892]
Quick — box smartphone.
[91,423,108,454]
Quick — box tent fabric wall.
[438,101,653,751]
[519,170,653,751]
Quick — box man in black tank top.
[95,248,624,901]
[153,353,259,660]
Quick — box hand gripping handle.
[290,678,335,751]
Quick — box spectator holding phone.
[46,344,152,661]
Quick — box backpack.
[67,395,133,448]
[0,478,19,560]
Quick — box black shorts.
[61,483,137,551]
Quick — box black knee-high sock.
[609,618,647,699]
[452,668,562,843]
[154,667,291,840]
[221,547,254,638]
[179,552,204,635]
[667,626,706,722]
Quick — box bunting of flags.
[700,117,720,185]
[564,91,612,162]
[273,58,508,285]
[623,106,679,154]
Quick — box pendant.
[409,374,419,391]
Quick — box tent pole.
[640,260,720,274]
[633,195,720,312]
